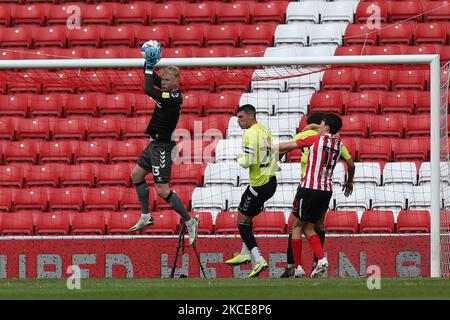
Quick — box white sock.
[241,243,250,255]
[185,218,194,226]
[141,213,151,219]
[251,247,264,263]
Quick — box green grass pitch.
[0,278,449,300]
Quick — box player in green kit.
[225,104,280,278]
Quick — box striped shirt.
[295,133,345,191]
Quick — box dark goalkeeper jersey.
[144,72,182,142]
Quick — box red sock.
[291,238,302,266]
[308,235,324,260]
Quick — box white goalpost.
[0,55,447,278]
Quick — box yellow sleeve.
[340,145,352,161]
[237,130,257,168]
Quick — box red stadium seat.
[0,5,11,26]
[403,45,440,55]
[365,45,402,56]
[171,25,204,47]
[379,90,415,114]
[0,117,15,140]
[378,23,413,45]
[360,210,395,233]
[119,187,154,211]
[195,115,229,139]
[67,25,101,47]
[86,117,121,140]
[101,25,135,47]
[0,211,34,235]
[85,186,120,211]
[96,163,132,187]
[12,4,45,25]
[60,163,95,188]
[50,118,86,140]
[170,164,204,186]
[38,140,72,164]
[136,25,170,48]
[13,187,49,211]
[183,2,216,24]
[175,139,217,163]
[343,24,377,46]
[110,69,142,92]
[35,211,71,235]
[389,1,423,23]
[180,68,215,92]
[397,210,430,233]
[205,24,239,47]
[150,3,182,24]
[32,25,66,48]
[98,93,132,116]
[217,2,250,24]
[3,140,37,163]
[86,47,124,59]
[414,23,447,45]
[163,47,195,58]
[64,93,97,116]
[424,1,450,22]
[109,139,146,163]
[252,2,286,24]
[324,210,359,233]
[155,185,195,211]
[175,114,194,136]
[45,4,76,25]
[0,188,14,212]
[252,211,286,234]
[121,118,149,140]
[309,91,344,114]
[415,90,430,113]
[195,47,230,58]
[392,69,427,91]
[405,114,430,137]
[0,49,22,60]
[358,137,392,162]
[40,69,78,93]
[107,211,140,235]
[15,117,49,140]
[215,69,251,92]
[340,114,369,138]
[72,211,106,235]
[322,68,356,91]
[29,94,63,117]
[240,24,274,46]
[355,1,388,23]
[190,211,213,234]
[369,114,405,138]
[143,210,178,235]
[357,68,390,91]
[343,91,380,114]
[204,92,240,115]
[393,137,429,161]
[0,94,28,117]
[0,26,32,48]
[131,93,156,116]
[230,46,265,57]
[215,211,239,234]
[334,45,365,56]
[180,92,203,115]
[79,3,113,25]
[113,2,148,25]
[0,163,24,187]
[23,163,60,187]
[341,137,359,161]
[72,140,109,163]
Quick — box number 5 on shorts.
[152,166,160,176]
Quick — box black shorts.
[238,176,277,217]
[292,186,332,224]
[137,141,176,184]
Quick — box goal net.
[0,54,448,278]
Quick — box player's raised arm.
[274,135,317,154]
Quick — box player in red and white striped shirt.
[275,113,355,278]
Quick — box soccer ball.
[140,40,161,58]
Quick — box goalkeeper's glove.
[144,46,162,74]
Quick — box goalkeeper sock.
[135,181,151,215]
[238,222,257,252]
[165,191,191,222]
[241,243,250,255]
[286,231,294,267]
[291,238,302,267]
[313,227,326,263]
[308,234,324,260]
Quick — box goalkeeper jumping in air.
[129,41,199,246]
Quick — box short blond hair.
[161,65,180,79]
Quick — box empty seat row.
[0,185,195,212]
[0,138,220,164]
[344,22,450,46]
[356,1,450,24]
[0,23,276,49]
[275,22,349,46]
[286,1,358,24]
[0,68,252,94]
[227,114,300,139]
[309,90,433,114]
[0,92,241,117]
[0,2,288,27]
[0,162,205,188]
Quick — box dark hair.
[323,113,342,134]
[306,112,326,125]
[237,104,256,115]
